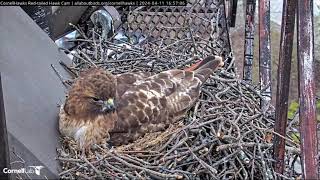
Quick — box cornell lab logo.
[3,166,44,176]
[28,166,44,175]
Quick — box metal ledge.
[0,6,71,179]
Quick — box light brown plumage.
[59,56,224,148]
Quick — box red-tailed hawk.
[59,56,224,149]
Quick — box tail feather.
[192,56,224,83]
[184,56,224,72]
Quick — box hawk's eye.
[91,97,100,102]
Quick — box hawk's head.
[64,67,117,119]
[60,67,118,149]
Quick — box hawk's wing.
[109,56,223,145]
[116,72,155,97]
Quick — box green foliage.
[289,132,300,144]
[287,101,299,119]
[317,99,320,110]
[287,100,320,121]
[287,99,320,144]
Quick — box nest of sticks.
[55,20,301,180]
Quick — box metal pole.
[297,0,318,179]
[273,0,296,175]
[243,0,256,82]
[229,0,238,27]
[258,0,271,108]
[220,0,232,66]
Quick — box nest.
[55,16,301,180]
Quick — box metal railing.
[115,0,231,59]
[239,0,318,178]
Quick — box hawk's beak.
[102,98,116,113]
